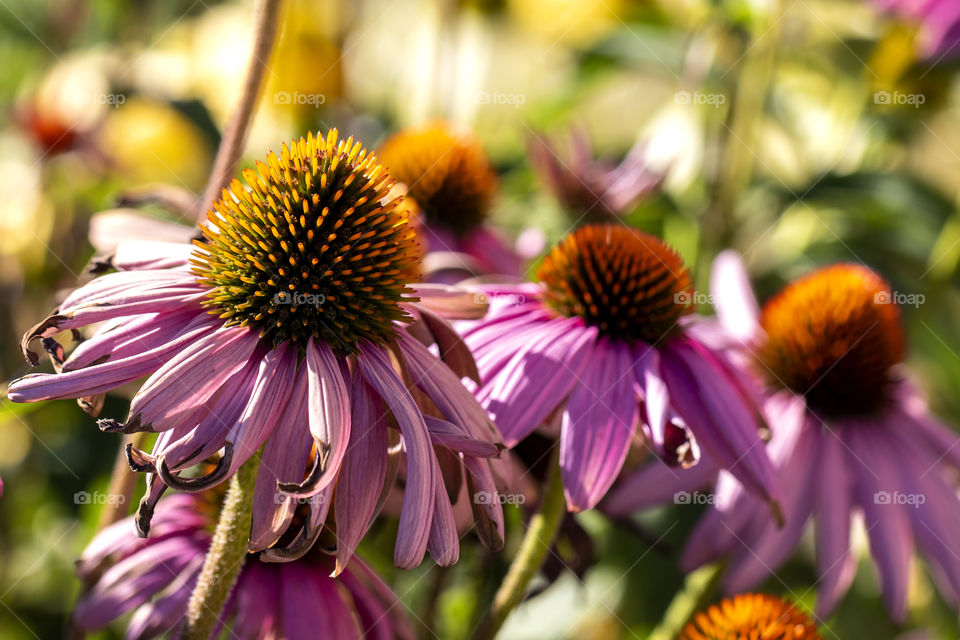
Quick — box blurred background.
[2,0,960,637]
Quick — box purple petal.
[334,374,388,573]
[479,317,597,446]
[814,429,856,618]
[709,250,760,342]
[559,338,638,511]
[249,365,312,550]
[850,426,913,622]
[8,315,215,403]
[658,338,779,507]
[603,457,718,516]
[127,326,259,431]
[356,342,435,569]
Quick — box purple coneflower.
[460,224,780,513]
[528,130,663,223]
[7,130,505,570]
[74,492,415,639]
[873,0,960,59]
[378,122,524,280]
[610,253,960,620]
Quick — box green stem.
[181,451,262,640]
[709,1,783,247]
[472,451,567,640]
[196,0,284,222]
[646,563,724,640]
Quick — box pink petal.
[334,374,388,573]
[709,250,760,343]
[356,342,435,569]
[559,338,638,511]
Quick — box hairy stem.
[473,450,567,640]
[181,451,262,640]
[196,0,284,222]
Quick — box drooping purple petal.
[658,338,779,508]
[8,315,216,403]
[850,426,913,622]
[559,338,638,511]
[127,326,259,431]
[334,373,389,573]
[814,428,856,618]
[356,342,435,569]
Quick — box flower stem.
[196,0,284,223]
[473,450,567,640]
[646,563,724,640]
[181,450,262,640]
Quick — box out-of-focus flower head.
[74,492,415,639]
[461,223,781,513]
[528,129,663,222]
[379,122,522,279]
[679,593,822,640]
[8,130,506,571]
[608,253,960,620]
[873,0,960,59]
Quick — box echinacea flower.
[378,122,522,279]
[74,492,415,639]
[7,129,505,570]
[613,253,960,620]
[528,129,663,222]
[680,593,822,640]
[873,0,960,59]
[461,224,780,512]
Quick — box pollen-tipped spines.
[378,122,497,235]
[680,593,821,640]
[191,129,421,352]
[537,224,694,344]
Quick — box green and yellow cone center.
[191,130,421,352]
